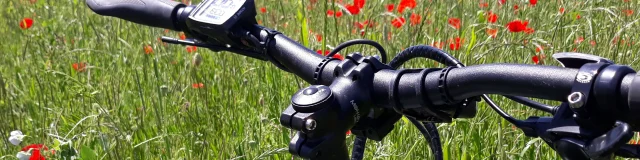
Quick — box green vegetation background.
[1,0,639,159]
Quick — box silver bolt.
[576,72,593,83]
[305,119,317,131]
[568,92,585,109]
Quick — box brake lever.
[161,36,267,60]
[550,121,633,160]
[583,121,633,158]
[161,36,221,50]
[519,104,634,160]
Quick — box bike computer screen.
[188,0,249,29]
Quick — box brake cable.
[323,41,445,160]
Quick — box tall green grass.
[0,0,639,159]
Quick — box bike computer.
[184,0,257,47]
[189,0,253,28]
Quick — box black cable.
[407,117,444,160]
[326,39,388,63]
[388,46,444,160]
[388,45,462,68]
[340,39,385,160]
[504,95,556,114]
[351,135,367,160]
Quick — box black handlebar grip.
[86,0,185,30]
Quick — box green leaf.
[401,116,410,125]
[73,0,79,5]
[52,139,61,151]
[466,27,476,55]
[443,140,450,160]
[296,0,309,47]
[519,138,542,157]
[477,11,486,23]
[80,146,98,160]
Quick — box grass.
[1,0,639,159]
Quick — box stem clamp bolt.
[305,119,316,131]
[568,92,585,109]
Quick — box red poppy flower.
[186,46,197,53]
[144,45,153,54]
[336,11,344,17]
[410,13,422,26]
[532,55,540,64]
[559,7,565,14]
[21,144,53,160]
[316,49,330,56]
[505,20,528,32]
[391,17,406,28]
[529,0,537,6]
[315,34,322,41]
[498,0,506,5]
[333,53,344,60]
[346,130,352,135]
[487,12,498,23]
[448,17,461,29]
[386,4,394,12]
[524,27,535,34]
[19,18,33,29]
[590,40,596,46]
[316,50,343,60]
[432,41,444,49]
[479,2,489,8]
[346,4,361,15]
[535,46,544,52]
[514,5,519,10]
[576,14,581,19]
[354,21,374,29]
[448,37,463,50]
[624,9,634,16]
[179,32,186,40]
[354,0,365,9]
[398,0,416,13]
[355,22,365,29]
[486,28,498,38]
[192,83,204,89]
[327,10,335,17]
[260,7,267,13]
[72,62,87,72]
[575,37,584,44]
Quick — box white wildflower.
[8,130,25,146]
[10,130,22,136]
[16,151,31,160]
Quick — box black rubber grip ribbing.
[270,34,329,83]
[86,0,184,30]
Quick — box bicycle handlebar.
[85,1,640,159]
[439,64,578,102]
[86,0,184,30]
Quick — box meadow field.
[1,0,639,159]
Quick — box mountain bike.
[85,0,640,159]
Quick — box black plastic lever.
[584,121,634,158]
